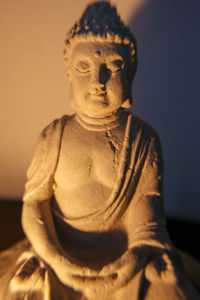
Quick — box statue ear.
[65,59,72,81]
[66,67,72,81]
[121,98,132,108]
[121,79,133,108]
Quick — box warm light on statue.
[0,2,199,299]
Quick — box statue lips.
[88,91,108,104]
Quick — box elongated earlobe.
[121,82,132,108]
[121,98,132,108]
[66,69,71,81]
[65,60,72,81]
[68,83,79,110]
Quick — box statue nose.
[90,81,105,91]
[90,72,105,94]
[90,64,111,87]
[89,84,106,96]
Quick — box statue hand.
[98,249,137,276]
[52,255,102,286]
[145,252,178,284]
[52,251,138,293]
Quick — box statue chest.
[53,124,124,218]
[55,125,124,188]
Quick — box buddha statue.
[0,2,199,299]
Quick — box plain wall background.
[0,0,199,221]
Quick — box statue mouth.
[89,92,107,98]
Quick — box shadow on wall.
[129,0,200,221]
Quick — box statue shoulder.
[128,113,162,163]
[39,114,72,141]
[23,115,73,202]
[130,113,160,142]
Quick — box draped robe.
[0,112,199,300]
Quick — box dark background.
[129,0,200,221]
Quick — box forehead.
[68,41,129,63]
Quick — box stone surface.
[0,2,199,299]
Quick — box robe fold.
[0,113,199,300]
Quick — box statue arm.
[22,198,97,278]
[22,198,67,272]
[98,128,173,277]
[22,117,100,286]
[125,128,180,284]
[128,129,171,250]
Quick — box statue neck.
[75,109,123,131]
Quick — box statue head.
[64,1,137,117]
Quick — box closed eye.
[107,59,124,72]
[75,61,90,73]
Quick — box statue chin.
[0,1,200,300]
[69,96,123,119]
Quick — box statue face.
[67,41,131,117]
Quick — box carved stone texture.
[0,2,200,299]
